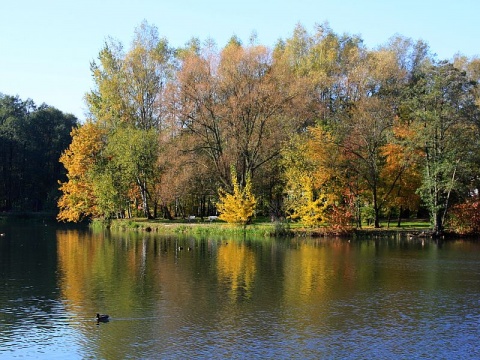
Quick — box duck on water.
[96,313,109,322]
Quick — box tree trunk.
[163,205,173,220]
[142,196,151,218]
[434,211,443,236]
[374,208,380,228]
[127,201,132,219]
[137,176,152,219]
[140,185,152,219]
[397,206,403,227]
[356,199,362,228]
[373,190,381,228]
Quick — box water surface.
[0,221,479,359]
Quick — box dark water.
[0,221,479,359]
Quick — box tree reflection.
[217,241,256,301]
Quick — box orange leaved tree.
[57,122,106,222]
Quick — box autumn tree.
[314,40,421,228]
[380,122,422,226]
[57,122,106,222]
[373,36,429,225]
[282,127,355,230]
[174,38,307,201]
[277,26,404,228]
[308,127,356,230]
[285,173,330,228]
[217,167,256,226]
[321,93,402,228]
[55,21,480,233]
[447,195,480,235]
[78,21,175,219]
[282,133,325,227]
[87,21,174,130]
[277,23,369,122]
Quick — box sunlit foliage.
[52,21,480,235]
[57,122,106,222]
[217,167,256,225]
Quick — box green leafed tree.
[104,127,159,218]
[71,20,175,220]
[404,61,480,234]
[0,94,77,212]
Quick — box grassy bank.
[102,218,290,237]
[0,213,457,239]
[99,217,435,238]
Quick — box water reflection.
[217,241,256,301]
[1,223,479,359]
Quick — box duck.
[0,233,5,237]
[96,313,109,322]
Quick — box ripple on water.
[0,296,91,359]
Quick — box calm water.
[0,221,479,359]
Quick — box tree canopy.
[52,22,480,234]
[0,94,77,212]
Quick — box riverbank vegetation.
[56,21,480,236]
[96,216,436,240]
[3,20,480,236]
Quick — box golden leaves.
[216,168,256,225]
[57,122,106,222]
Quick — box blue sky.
[1,0,478,121]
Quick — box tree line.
[0,94,77,212]
[57,21,480,234]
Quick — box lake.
[0,220,479,359]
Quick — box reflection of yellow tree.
[57,230,116,310]
[217,242,256,301]
[58,230,189,358]
[56,230,162,318]
[287,244,327,299]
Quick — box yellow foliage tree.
[283,129,354,230]
[57,122,106,222]
[282,133,328,227]
[217,168,256,226]
[286,173,329,227]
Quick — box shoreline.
[100,218,439,239]
[2,214,475,239]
